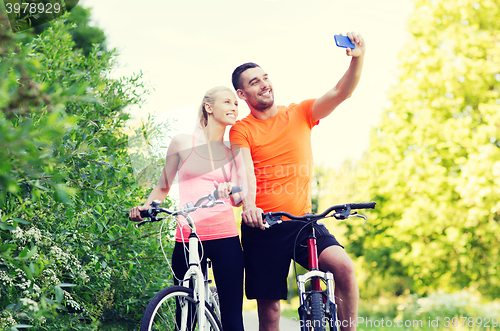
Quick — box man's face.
[237,67,274,112]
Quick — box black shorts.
[241,221,342,300]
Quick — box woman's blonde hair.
[198,86,233,128]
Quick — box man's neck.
[250,104,280,120]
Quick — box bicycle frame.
[177,212,214,330]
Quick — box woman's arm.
[129,136,181,222]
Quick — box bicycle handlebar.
[348,202,377,210]
[135,185,243,227]
[262,202,376,228]
[212,184,243,200]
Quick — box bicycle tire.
[140,285,222,331]
[310,292,326,331]
[300,292,326,331]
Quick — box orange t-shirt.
[229,99,318,216]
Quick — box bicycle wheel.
[209,286,220,318]
[300,291,326,331]
[310,292,326,331]
[140,285,222,331]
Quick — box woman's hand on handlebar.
[129,205,148,222]
[213,180,234,200]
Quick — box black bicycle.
[263,202,376,331]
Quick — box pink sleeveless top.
[174,136,238,242]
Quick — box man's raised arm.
[312,32,366,122]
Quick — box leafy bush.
[1,11,176,330]
[399,290,500,322]
[357,290,500,330]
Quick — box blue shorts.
[241,221,342,300]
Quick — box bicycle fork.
[297,226,337,330]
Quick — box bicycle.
[262,202,376,331]
[134,185,242,331]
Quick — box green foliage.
[336,0,500,298]
[30,3,106,56]
[357,290,500,330]
[65,5,106,56]
[311,165,329,214]
[398,290,500,322]
[128,115,173,188]
[1,11,175,330]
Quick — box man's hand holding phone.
[335,32,365,58]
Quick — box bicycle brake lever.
[206,200,225,208]
[136,216,167,228]
[347,213,368,227]
[263,221,281,229]
[347,213,367,220]
[136,220,148,228]
[262,214,282,228]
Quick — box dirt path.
[243,310,300,330]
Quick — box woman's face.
[208,90,239,126]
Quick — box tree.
[1,11,172,329]
[33,4,107,56]
[342,0,500,298]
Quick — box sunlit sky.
[81,0,414,171]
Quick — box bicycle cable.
[156,212,205,284]
[291,215,336,286]
[178,215,205,283]
[159,216,183,283]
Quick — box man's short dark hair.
[232,62,261,90]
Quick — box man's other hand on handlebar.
[242,204,265,230]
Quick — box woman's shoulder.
[170,134,193,151]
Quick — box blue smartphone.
[334,35,356,49]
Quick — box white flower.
[17,278,31,291]
[24,227,42,244]
[66,299,83,311]
[0,271,13,287]
[20,297,39,312]
[12,227,23,240]
[41,269,60,287]
[0,312,17,328]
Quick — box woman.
[129,86,245,331]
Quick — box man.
[229,32,366,331]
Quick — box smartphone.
[334,35,356,49]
